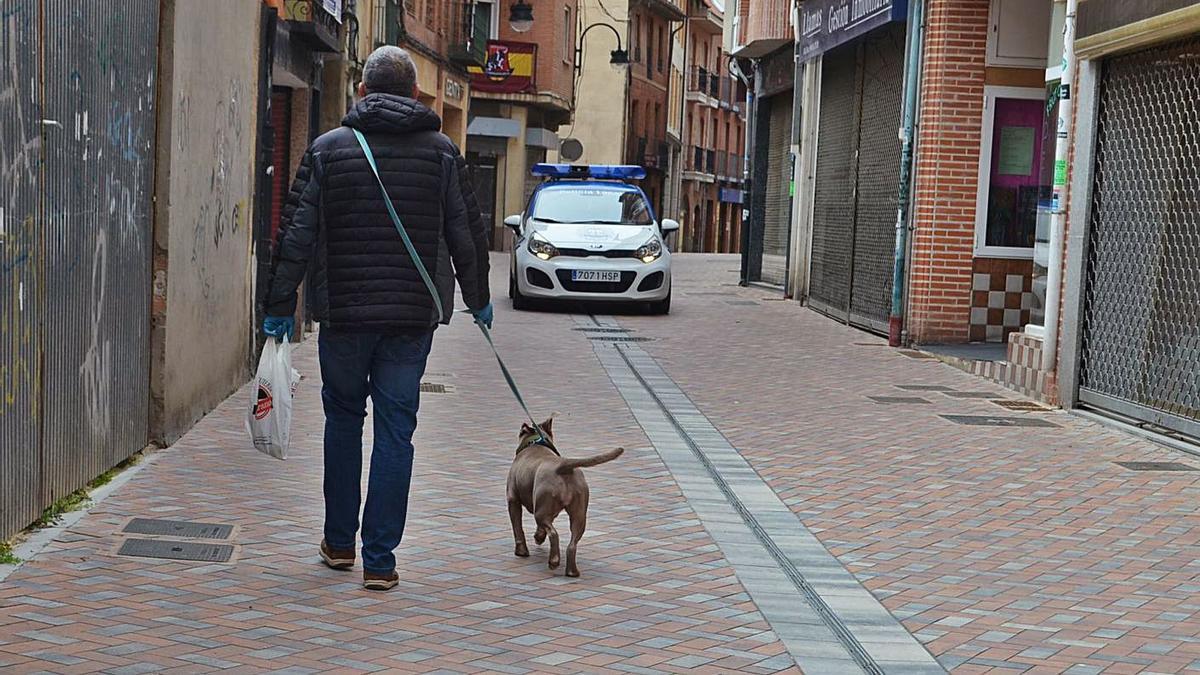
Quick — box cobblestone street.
[3,255,1200,674]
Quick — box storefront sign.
[799,0,908,60]
[468,41,537,94]
[445,78,464,102]
[719,188,744,204]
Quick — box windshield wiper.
[531,217,569,223]
[577,220,628,225]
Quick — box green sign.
[1054,159,1068,187]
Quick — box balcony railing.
[687,146,717,175]
[282,0,342,52]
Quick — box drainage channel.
[581,315,945,674]
[612,344,883,675]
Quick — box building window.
[974,86,1046,258]
[563,6,573,63]
[657,25,664,73]
[475,0,499,40]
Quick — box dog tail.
[556,447,624,475]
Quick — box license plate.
[571,270,621,283]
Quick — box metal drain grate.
[855,342,890,347]
[726,300,760,306]
[420,383,453,394]
[993,400,1053,412]
[589,336,656,342]
[868,396,931,405]
[122,518,233,540]
[1115,461,1199,472]
[117,539,234,563]
[941,415,1059,428]
[688,291,737,296]
[572,327,631,333]
[896,384,956,391]
[943,391,1004,399]
[424,372,456,378]
[897,350,937,360]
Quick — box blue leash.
[354,129,557,453]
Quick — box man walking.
[263,47,492,591]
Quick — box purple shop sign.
[799,0,908,60]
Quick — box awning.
[467,117,522,138]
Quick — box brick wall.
[908,0,990,344]
[495,0,578,104]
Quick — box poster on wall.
[468,41,537,94]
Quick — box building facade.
[726,0,793,285]
[679,0,746,254]
[465,0,579,251]
[626,0,687,215]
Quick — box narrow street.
[3,254,1200,674]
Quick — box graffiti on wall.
[189,78,250,301]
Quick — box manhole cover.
[868,396,932,404]
[1115,461,1199,472]
[572,327,630,333]
[993,400,1052,412]
[896,384,956,391]
[122,518,233,540]
[943,391,1003,399]
[117,539,234,563]
[897,350,937,360]
[589,336,656,342]
[420,383,453,394]
[941,415,1058,428]
[726,300,759,306]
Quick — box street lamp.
[509,1,534,32]
[574,22,630,74]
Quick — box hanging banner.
[798,0,908,60]
[468,41,537,94]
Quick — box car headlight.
[528,232,559,260]
[635,236,662,263]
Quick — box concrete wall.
[151,0,262,443]
[572,0,628,166]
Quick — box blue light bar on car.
[531,164,647,180]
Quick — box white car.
[506,164,679,314]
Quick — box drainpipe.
[887,0,926,346]
[1041,0,1077,373]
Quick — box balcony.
[281,0,342,53]
[687,67,721,101]
[729,0,792,58]
[634,137,670,170]
[446,1,486,66]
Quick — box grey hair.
[362,46,418,97]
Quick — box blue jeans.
[318,330,433,574]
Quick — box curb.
[0,448,161,583]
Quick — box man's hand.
[471,303,494,330]
[263,315,296,342]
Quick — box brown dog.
[506,418,623,577]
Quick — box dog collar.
[517,433,561,457]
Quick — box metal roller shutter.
[1078,35,1200,440]
[848,23,906,331]
[809,43,858,318]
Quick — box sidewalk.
[2,254,1199,673]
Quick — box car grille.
[556,247,639,259]
[555,270,637,293]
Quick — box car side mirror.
[660,218,680,234]
[504,215,522,232]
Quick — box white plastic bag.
[247,337,300,460]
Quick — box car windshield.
[530,186,653,225]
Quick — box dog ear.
[540,417,554,437]
[521,422,533,437]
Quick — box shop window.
[974,86,1046,258]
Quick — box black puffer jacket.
[266,94,490,333]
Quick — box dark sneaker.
[363,570,399,591]
[319,540,355,570]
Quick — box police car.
[505,164,678,314]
